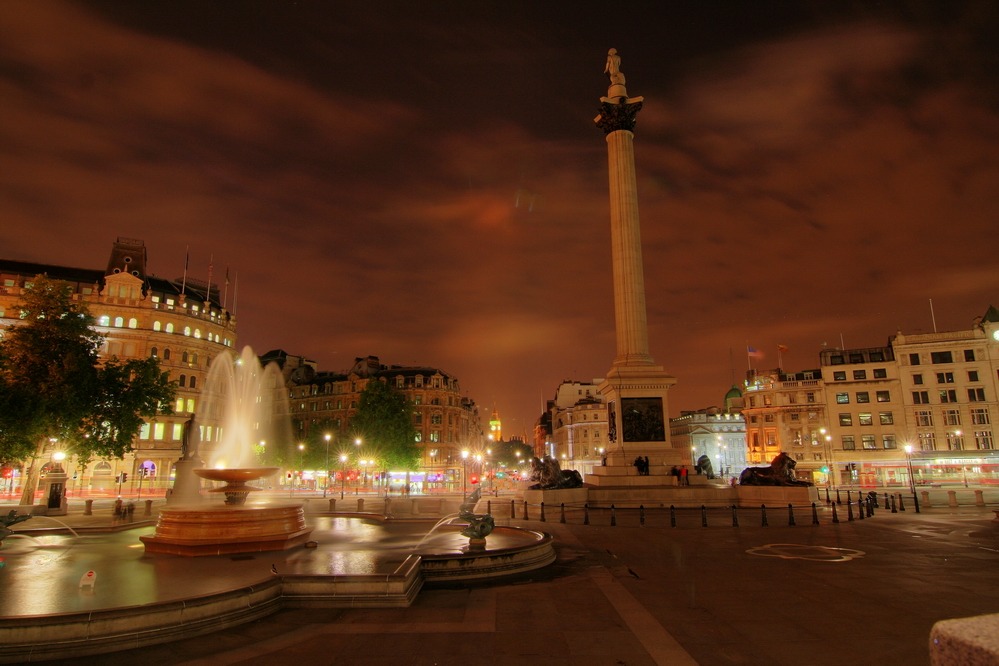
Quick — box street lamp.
[339,453,348,499]
[461,449,469,498]
[904,443,920,513]
[323,433,332,498]
[297,443,305,492]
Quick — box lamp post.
[297,443,305,493]
[461,449,469,498]
[323,433,332,498]
[904,444,920,513]
[339,453,348,499]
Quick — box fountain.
[141,347,312,556]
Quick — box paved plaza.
[2,493,998,665]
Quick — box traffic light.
[470,474,480,485]
[821,466,829,474]
[121,472,128,483]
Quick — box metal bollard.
[867,498,874,517]
[761,504,769,527]
[523,500,529,520]
[639,504,645,527]
[825,488,831,505]
[788,503,796,527]
[670,505,676,528]
[357,498,365,512]
[811,502,819,525]
[846,490,852,505]
[511,499,516,519]
[897,494,905,512]
[884,492,890,510]
[836,488,842,505]
[328,498,336,512]
[560,502,566,524]
[832,503,839,523]
[584,503,590,525]
[701,505,708,527]
[847,501,854,521]
[540,502,546,522]
[487,500,491,515]
[731,505,739,527]
[913,491,921,514]
[84,499,93,516]
[890,495,897,513]
[144,499,153,516]
[610,504,617,527]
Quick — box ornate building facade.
[0,238,236,494]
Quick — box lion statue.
[528,455,583,490]
[739,452,812,486]
[695,454,715,479]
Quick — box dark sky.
[2,1,998,438]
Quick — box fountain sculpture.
[141,347,312,556]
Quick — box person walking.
[680,465,689,486]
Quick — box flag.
[777,344,789,353]
[747,346,764,359]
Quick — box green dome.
[724,385,742,400]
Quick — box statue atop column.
[181,414,200,460]
[596,47,643,131]
[604,48,626,86]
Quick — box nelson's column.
[587,49,685,486]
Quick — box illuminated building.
[278,354,484,491]
[0,238,236,494]
[669,387,747,479]
[549,380,609,475]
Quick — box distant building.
[548,379,609,475]
[669,386,747,478]
[0,238,236,493]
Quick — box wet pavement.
[2,495,998,665]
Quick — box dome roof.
[724,385,742,400]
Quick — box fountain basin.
[140,503,312,556]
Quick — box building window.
[969,388,986,402]
[918,432,936,451]
[936,372,954,384]
[876,391,891,403]
[764,414,774,422]
[862,435,876,449]
[931,351,953,364]
[882,434,897,449]
[971,408,990,425]
[856,392,870,403]
[150,347,158,358]
[842,435,856,450]
[836,393,850,404]
[944,409,961,426]
[946,432,964,450]
[873,368,887,379]
[968,370,980,382]
[879,412,894,425]
[909,353,920,365]
[163,348,171,360]
[806,392,815,403]
[939,389,957,403]
[166,322,174,333]
[913,374,923,385]
[830,355,844,365]
[178,374,186,388]
[853,370,867,380]
[790,412,800,421]
[916,410,933,427]
[974,431,994,450]
[858,413,873,426]
[912,391,930,404]
[965,349,976,362]
[839,413,853,426]
[833,371,846,381]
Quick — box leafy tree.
[0,276,175,504]
[349,378,419,472]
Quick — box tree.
[349,378,419,473]
[0,276,175,504]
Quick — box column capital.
[594,97,644,135]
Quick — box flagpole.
[205,254,214,307]
[777,345,783,370]
[181,246,189,295]
[232,271,238,315]
[222,266,230,310]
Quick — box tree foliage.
[0,276,176,501]
[349,378,420,471]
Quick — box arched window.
[178,374,186,388]
[128,318,138,329]
[194,328,202,339]
[165,322,174,333]
[98,315,110,326]
[191,353,198,366]
[153,320,162,331]
[114,316,124,327]
[150,347,158,358]
[182,351,189,364]
[183,326,191,337]
[189,376,197,389]
[163,348,171,360]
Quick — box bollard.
[847,501,854,521]
[884,492,890,510]
[610,504,617,527]
[357,498,365,512]
[947,490,958,508]
[670,505,676,528]
[639,504,645,527]
[846,490,852,505]
[731,505,739,527]
[788,503,796,527]
[832,502,839,524]
[84,499,93,516]
[811,502,819,525]
[761,504,769,527]
[920,490,930,508]
[825,488,831,505]
[328,498,336,512]
[560,502,566,524]
[897,494,905,512]
[523,500,529,520]
[836,488,842,505]
[701,505,708,527]
[584,503,590,525]
[913,491,920,514]
[857,498,864,520]
[975,490,986,507]
[539,502,546,522]
[144,499,153,516]
[487,500,491,515]
[867,498,874,517]
[511,499,516,519]
[890,495,897,513]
